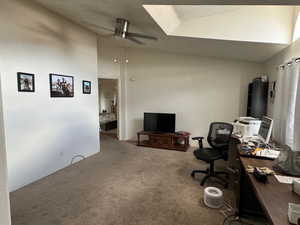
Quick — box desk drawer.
[150,136,172,146]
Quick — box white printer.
[233,117,261,138]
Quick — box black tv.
[144,113,176,133]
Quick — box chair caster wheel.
[191,172,195,178]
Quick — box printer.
[233,117,261,138]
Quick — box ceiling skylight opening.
[144,5,294,45]
[293,9,300,42]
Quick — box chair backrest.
[207,122,233,150]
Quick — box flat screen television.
[144,113,176,133]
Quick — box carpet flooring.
[10,134,234,225]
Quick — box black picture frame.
[49,74,74,97]
[17,72,35,92]
[82,80,91,94]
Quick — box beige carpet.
[10,134,234,225]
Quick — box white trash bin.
[204,187,223,209]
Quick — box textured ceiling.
[32,0,291,62]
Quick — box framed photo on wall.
[49,74,74,97]
[82,80,91,94]
[17,72,35,92]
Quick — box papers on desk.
[255,149,280,159]
[274,175,300,184]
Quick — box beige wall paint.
[98,39,122,79]
[0,76,11,225]
[143,5,181,34]
[125,49,263,145]
[264,38,300,116]
[174,6,294,44]
[98,38,127,140]
[0,0,100,191]
[145,5,294,44]
[98,39,264,145]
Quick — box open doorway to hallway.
[98,78,119,139]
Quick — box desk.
[228,137,300,225]
[241,157,300,225]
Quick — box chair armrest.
[192,136,204,149]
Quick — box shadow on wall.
[21,22,69,43]
[13,0,78,54]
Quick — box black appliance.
[247,78,269,119]
[144,113,176,133]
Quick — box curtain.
[273,59,300,151]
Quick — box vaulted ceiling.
[32,0,299,62]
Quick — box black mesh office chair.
[191,122,233,188]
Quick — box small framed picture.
[17,72,35,92]
[49,74,74,97]
[82,80,91,94]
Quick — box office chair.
[191,122,233,188]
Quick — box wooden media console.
[137,131,190,152]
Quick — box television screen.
[144,113,176,133]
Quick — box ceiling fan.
[100,18,158,45]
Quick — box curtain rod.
[278,57,300,69]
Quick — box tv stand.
[137,131,190,152]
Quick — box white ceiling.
[173,6,242,20]
[32,0,295,62]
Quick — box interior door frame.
[98,78,122,140]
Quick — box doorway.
[98,78,119,139]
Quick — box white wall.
[145,5,294,44]
[98,40,264,144]
[143,5,181,34]
[0,76,11,225]
[174,6,294,44]
[124,49,263,144]
[0,0,100,191]
[98,38,126,140]
[98,39,122,79]
[264,38,300,116]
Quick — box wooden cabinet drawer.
[150,136,172,146]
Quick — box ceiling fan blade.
[127,36,144,45]
[100,34,115,38]
[97,26,114,32]
[127,32,158,40]
[83,22,114,32]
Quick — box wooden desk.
[240,157,300,225]
[228,137,300,225]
